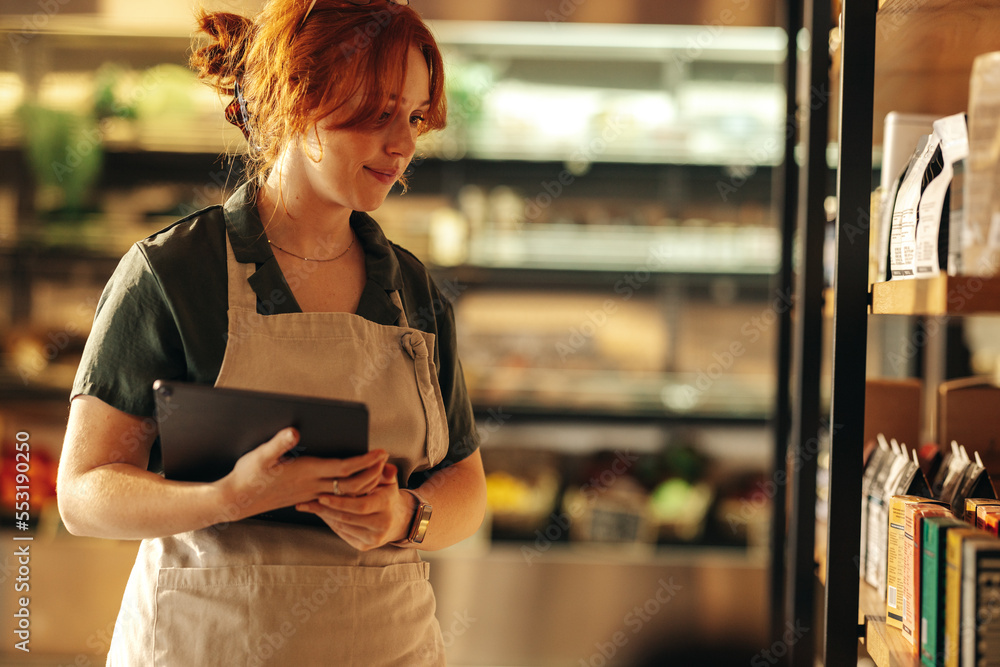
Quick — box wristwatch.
[392,489,432,546]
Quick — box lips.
[364,166,401,185]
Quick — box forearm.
[58,464,229,540]
[402,450,486,551]
[59,398,386,541]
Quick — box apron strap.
[390,290,409,328]
[225,233,259,312]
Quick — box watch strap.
[390,489,431,547]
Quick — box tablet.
[153,380,368,526]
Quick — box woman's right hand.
[215,427,389,522]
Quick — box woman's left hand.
[295,463,416,551]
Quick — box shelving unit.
[790,0,1000,665]
[871,275,1000,315]
[859,581,921,667]
[0,18,784,420]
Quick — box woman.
[56,0,486,664]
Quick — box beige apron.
[107,233,450,666]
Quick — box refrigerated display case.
[0,17,783,664]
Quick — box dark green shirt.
[72,183,478,485]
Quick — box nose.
[385,113,416,158]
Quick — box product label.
[891,135,941,279]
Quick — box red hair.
[190,0,447,185]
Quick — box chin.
[354,192,394,213]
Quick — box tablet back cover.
[153,380,368,526]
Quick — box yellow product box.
[903,501,951,648]
[976,505,1000,532]
[985,512,1000,537]
[944,527,993,667]
[965,498,1000,525]
[888,496,933,630]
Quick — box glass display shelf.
[0,17,787,167]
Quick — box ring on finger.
[333,479,342,496]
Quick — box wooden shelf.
[859,580,921,667]
[872,0,1000,144]
[870,274,1000,315]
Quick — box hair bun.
[190,10,255,95]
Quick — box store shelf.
[859,580,921,667]
[873,0,1000,144]
[1,17,786,167]
[465,224,779,274]
[811,0,1000,665]
[870,274,1000,315]
[467,369,771,421]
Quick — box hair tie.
[224,79,252,141]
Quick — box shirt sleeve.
[71,243,187,417]
[406,277,480,488]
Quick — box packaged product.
[913,114,969,276]
[890,135,942,278]
[943,528,994,667]
[920,515,967,667]
[904,502,951,647]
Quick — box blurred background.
[0,0,788,665]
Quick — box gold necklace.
[268,233,355,262]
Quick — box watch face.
[412,503,432,543]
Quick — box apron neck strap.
[390,290,409,328]
[225,233,259,312]
[225,232,410,327]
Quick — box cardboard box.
[872,457,915,592]
[888,496,934,629]
[960,538,1000,667]
[965,497,1000,525]
[938,378,1000,472]
[904,502,952,647]
[865,378,923,455]
[985,512,1000,537]
[921,516,967,667]
[944,528,994,667]
[978,505,1000,533]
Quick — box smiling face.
[292,44,431,216]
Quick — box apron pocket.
[154,563,443,667]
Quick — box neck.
[257,162,354,260]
